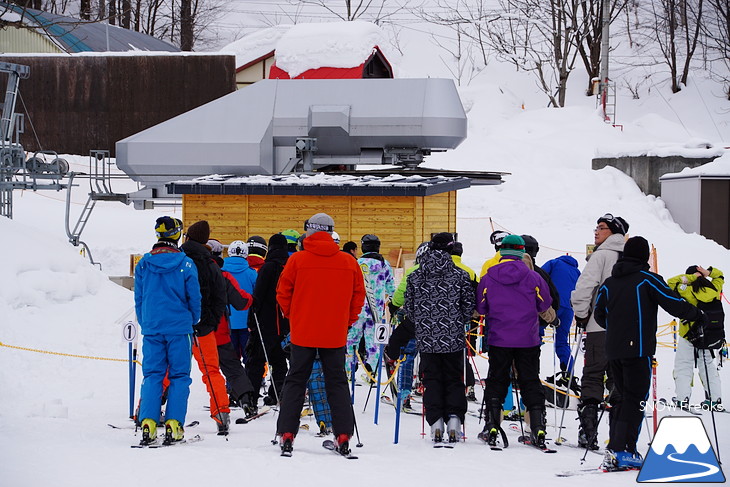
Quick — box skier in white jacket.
[571,213,629,450]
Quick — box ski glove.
[575,315,590,329]
[546,317,560,328]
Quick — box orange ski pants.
[193,333,230,417]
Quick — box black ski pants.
[580,331,615,405]
[484,345,545,411]
[276,344,354,438]
[607,356,652,454]
[246,330,288,403]
[217,342,254,402]
[421,351,468,425]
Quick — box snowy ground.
[2,27,730,486]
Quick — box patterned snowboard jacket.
[356,253,396,323]
[404,250,475,354]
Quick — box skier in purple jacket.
[475,235,553,449]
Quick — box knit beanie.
[451,241,464,256]
[186,220,210,244]
[500,234,525,258]
[268,233,288,251]
[623,236,650,262]
[597,214,629,235]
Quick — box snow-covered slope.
[2,22,729,487]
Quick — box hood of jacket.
[489,257,529,286]
[418,250,454,276]
[145,250,188,274]
[181,239,211,260]
[587,233,625,261]
[611,257,650,277]
[555,254,579,268]
[302,232,340,257]
[222,256,251,273]
[265,247,289,264]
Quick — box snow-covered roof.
[271,21,394,78]
[219,25,291,71]
[595,138,725,159]
[660,151,730,180]
[0,3,179,53]
[167,172,472,196]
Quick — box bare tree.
[703,0,730,98]
[292,0,411,23]
[651,0,705,93]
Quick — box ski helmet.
[361,234,381,253]
[331,231,341,244]
[228,240,248,258]
[155,216,183,242]
[281,229,301,245]
[207,239,224,256]
[489,230,510,251]
[415,241,430,263]
[520,234,539,259]
[247,235,268,256]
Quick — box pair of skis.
[281,440,359,459]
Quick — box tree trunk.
[180,0,194,51]
[121,0,131,28]
[80,0,91,20]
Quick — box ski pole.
[351,401,364,447]
[253,311,280,406]
[702,348,721,464]
[555,330,584,445]
[511,367,524,439]
[374,343,384,424]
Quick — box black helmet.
[520,234,539,259]
[361,234,381,253]
[489,230,510,251]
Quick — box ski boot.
[529,409,547,449]
[213,412,230,436]
[601,449,619,471]
[701,398,724,412]
[140,418,157,445]
[164,419,184,444]
[431,418,444,443]
[280,432,294,456]
[672,396,690,411]
[577,402,599,450]
[446,414,462,443]
[318,421,331,437]
[477,398,502,446]
[241,393,258,418]
[466,386,478,402]
[336,433,352,455]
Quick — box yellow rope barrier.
[355,349,404,386]
[0,340,139,364]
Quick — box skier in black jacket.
[246,233,290,407]
[594,236,703,471]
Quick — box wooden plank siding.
[182,191,457,261]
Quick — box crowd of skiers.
[133,212,725,470]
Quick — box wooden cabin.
[167,174,468,262]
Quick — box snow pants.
[421,351,468,426]
[246,329,288,403]
[674,336,722,402]
[607,356,652,454]
[485,345,544,412]
[230,328,250,363]
[277,344,353,438]
[193,332,229,417]
[554,307,574,372]
[580,331,615,405]
[217,341,254,403]
[140,333,192,424]
[346,316,379,372]
[308,357,332,431]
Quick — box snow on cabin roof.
[167,173,472,196]
[273,21,394,78]
[219,24,292,70]
[660,151,730,180]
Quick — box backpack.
[684,298,725,350]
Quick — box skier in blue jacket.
[134,216,201,445]
[223,240,258,362]
[541,254,581,387]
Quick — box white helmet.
[331,231,341,244]
[228,240,249,258]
